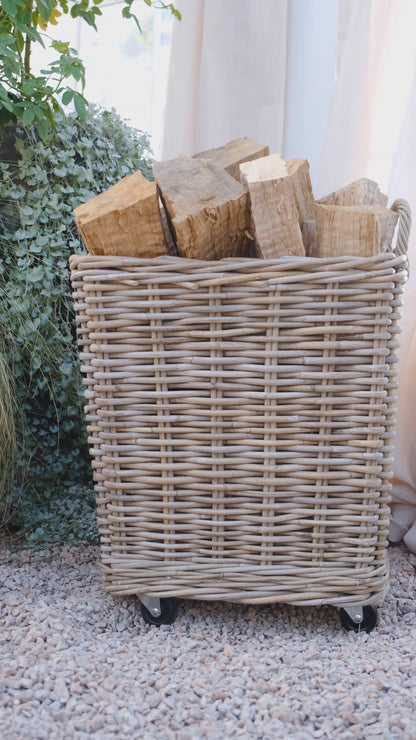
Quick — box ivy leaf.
[0,108,154,545]
[20,205,34,216]
[29,243,44,253]
[26,265,45,283]
[54,166,67,177]
[59,361,73,376]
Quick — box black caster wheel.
[339,605,378,633]
[141,598,178,626]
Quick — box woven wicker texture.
[70,207,409,607]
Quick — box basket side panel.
[70,255,406,604]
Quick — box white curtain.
[162,0,416,552]
[161,0,289,158]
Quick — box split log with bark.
[153,155,252,260]
[239,153,306,258]
[313,203,398,257]
[73,142,399,262]
[193,137,270,182]
[74,171,168,257]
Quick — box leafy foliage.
[0,106,154,544]
[0,0,181,134]
[0,348,18,525]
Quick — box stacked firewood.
[74,137,398,260]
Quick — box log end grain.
[193,137,270,181]
[154,156,252,260]
[315,203,399,257]
[318,178,388,208]
[315,203,380,257]
[239,154,305,258]
[74,171,168,257]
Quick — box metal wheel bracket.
[139,596,161,618]
[342,605,364,624]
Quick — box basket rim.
[69,251,408,274]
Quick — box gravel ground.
[1,541,416,740]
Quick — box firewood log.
[193,137,269,182]
[239,153,305,258]
[287,158,315,226]
[318,178,388,207]
[153,155,251,260]
[302,219,318,256]
[74,171,167,257]
[315,203,398,257]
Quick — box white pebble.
[0,542,415,740]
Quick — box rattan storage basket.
[70,199,410,609]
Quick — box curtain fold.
[161,0,416,552]
[386,58,416,552]
[160,0,206,159]
[162,0,288,159]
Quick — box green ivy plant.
[0,0,180,135]
[0,106,155,545]
[0,348,17,525]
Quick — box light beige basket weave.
[70,199,410,608]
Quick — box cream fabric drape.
[315,0,416,552]
[161,0,416,551]
[161,0,289,159]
